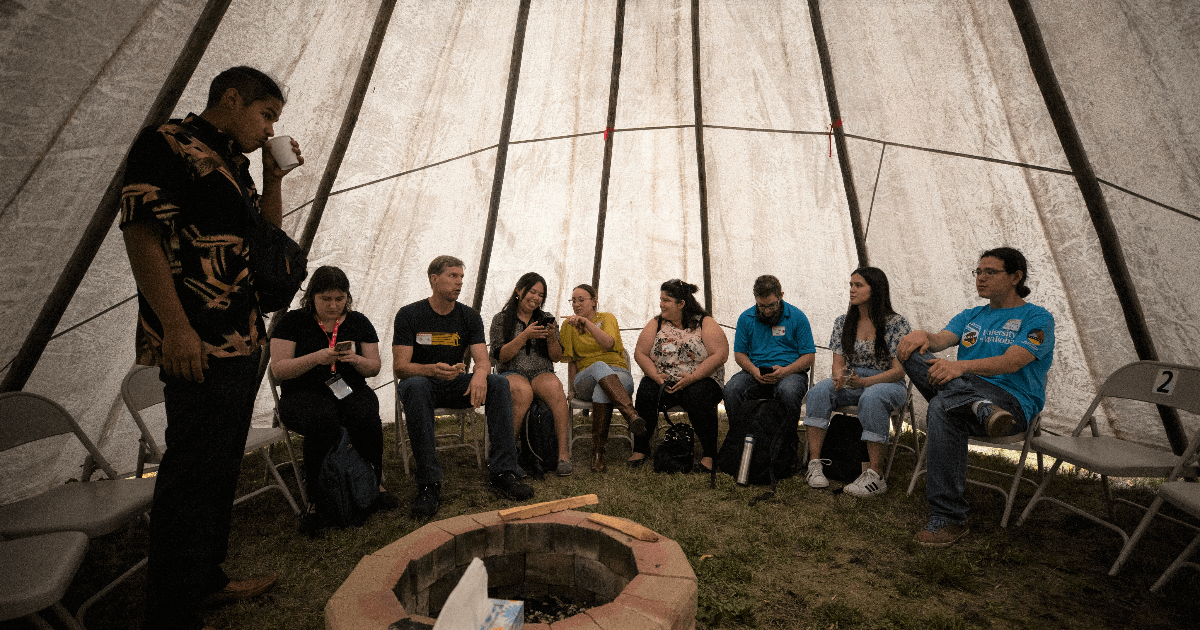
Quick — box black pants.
[633,376,723,459]
[279,383,383,502]
[144,352,259,630]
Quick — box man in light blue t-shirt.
[723,275,816,424]
[896,247,1055,548]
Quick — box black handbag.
[244,201,308,313]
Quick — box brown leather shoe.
[204,572,278,606]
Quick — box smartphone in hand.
[759,366,775,375]
[334,340,353,352]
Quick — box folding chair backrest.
[0,392,119,480]
[121,365,166,462]
[1097,362,1200,414]
[1075,361,1200,435]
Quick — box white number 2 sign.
[1153,369,1176,396]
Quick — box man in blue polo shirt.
[723,275,816,424]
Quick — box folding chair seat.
[568,397,635,452]
[0,392,156,627]
[1016,361,1200,546]
[906,411,1043,528]
[1109,424,1200,590]
[121,364,304,515]
[831,381,916,482]
[393,397,485,476]
[0,531,90,630]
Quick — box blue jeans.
[572,361,633,402]
[145,352,259,630]
[803,368,906,444]
[722,369,809,424]
[902,351,1026,525]
[396,372,520,486]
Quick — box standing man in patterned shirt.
[120,66,303,630]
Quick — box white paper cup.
[266,135,300,170]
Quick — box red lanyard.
[320,317,342,373]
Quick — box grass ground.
[5,415,1199,630]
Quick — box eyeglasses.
[570,297,591,304]
[972,268,1007,277]
[756,300,782,311]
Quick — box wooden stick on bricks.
[498,494,599,521]
[587,513,659,542]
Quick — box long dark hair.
[499,272,549,359]
[300,266,352,316]
[659,279,708,331]
[839,267,896,365]
[981,246,1031,298]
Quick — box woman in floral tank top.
[803,267,910,497]
[631,279,729,471]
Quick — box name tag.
[416,333,433,345]
[772,326,785,337]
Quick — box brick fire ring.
[325,509,696,630]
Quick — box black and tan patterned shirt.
[119,114,265,365]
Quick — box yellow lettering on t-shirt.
[430,332,461,346]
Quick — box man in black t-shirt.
[393,255,534,518]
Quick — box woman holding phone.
[490,272,573,476]
[271,266,393,534]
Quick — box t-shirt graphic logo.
[430,332,461,346]
[962,323,981,348]
[1027,329,1045,346]
[1003,319,1022,332]
[416,332,460,346]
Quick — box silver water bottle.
[736,435,755,485]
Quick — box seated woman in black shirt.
[270,266,393,533]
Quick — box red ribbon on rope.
[828,118,843,157]
[604,126,615,140]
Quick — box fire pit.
[325,509,696,629]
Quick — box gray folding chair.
[1109,424,1200,589]
[906,411,1043,528]
[393,391,485,476]
[121,364,304,515]
[568,348,637,451]
[1016,361,1200,544]
[0,391,156,627]
[0,531,90,630]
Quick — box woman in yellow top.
[561,283,646,472]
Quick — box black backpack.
[820,413,870,483]
[653,412,696,474]
[717,398,799,487]
[519,398,558,477]
[317,427,380,527]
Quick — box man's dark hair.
[207,66,286,109]
[428,255,465,278]
[753,275,782,299]
[981,247,1031,298]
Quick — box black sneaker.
[489,471,534,501]
[411,483,441,519]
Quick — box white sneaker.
[806,459,830,489]
[844,468,887,497]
